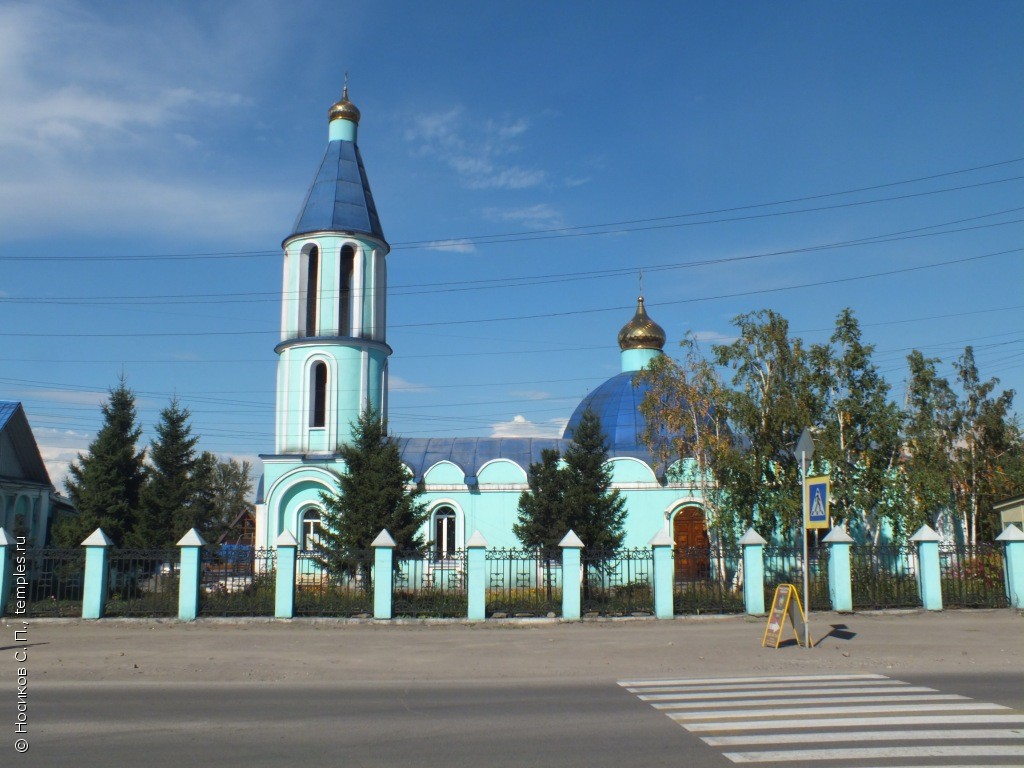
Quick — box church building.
[254,92,709,568]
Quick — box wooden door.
[673,507,710,581]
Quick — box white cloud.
[490,414,566,438]
[690,330,736,345]
[28,389,108,407]
[423,239,476,254]
[483,204,565,230]
[389,375,434,393]
[405,106,547,190]
[509,390,552,401]
[35,427,92,491]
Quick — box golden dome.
[328,84,361,124]
[618,296,666,351]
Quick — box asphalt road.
[4,610,1023,767]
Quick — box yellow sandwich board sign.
[805,476,831,530]
[761,583,808,648]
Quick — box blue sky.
[1,1,1022,491]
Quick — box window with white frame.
[432,506,457,559]
[301,508,324,551]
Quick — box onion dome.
[328,84,361,124]
[617,296,666,351]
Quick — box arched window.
[301,509,324,551]
[432,506,457,559]
[305,246,320,337]
[310,361,327,428]
[339,245,355,336]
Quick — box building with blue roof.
[0,401,60,544]
[256,92,709,572]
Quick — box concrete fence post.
[996,524,1024,609]
[0,528,17,616]
[371,529,396,620]
[177,529,207,621]
[81,528,114,620]
[823,526,854,612]
[559,530,585,620]
[649,528,674,619]
[739,527,767,615]
[466,531,488,621]
[910,524,943,611]
[274,530,298,619]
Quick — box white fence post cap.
[739,527,766,546]
[466,530,488,548]
[996,523,1024,542]
[82,528,114,547]
[559,530,585,549]
[648,528,673,547]
[371,529,397,548]
[822,526,854,544]
[177,528,208,547]
[275,530,299,547]
[0,527,15,547]
[910,524,941,543]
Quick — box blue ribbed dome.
[563,371,654,456]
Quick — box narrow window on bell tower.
[339,244,355,336]
[305,246,320,337]
[310,361,327,428]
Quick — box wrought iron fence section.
[939,543,1009,608]
[485,548,562,617]
[20,549,84,617]
[763,545,830,612]
[294,549,374,616]
[672,545,745,614]
[198,546,276,617]
[392,550,468,617]
[850,545,920,609]
[105,549,179,617]
[580,548,655,616]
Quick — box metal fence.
[940,543,1009,608]
[673,546,745,614]
[20,549,84,617]
[486,548,562,617]
[764,545,830,612]
[105,549,179,617]
[393,551,469,618]
[198,547,276,617]
[580,548,655,616]
[850,545,920,609]
[294,549,374,617]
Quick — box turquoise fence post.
[910,525,943,611]
[822,526,853,612]
[649,528,674,619]
[996,524,1024,609]
[559,530,584,620]
[739,527,767,615]
[275,530,298,619]
[0,528,16,616]
[81,528,113,620]
[177,529,207,621]
[466,531,488,621]
[371,529,396,620]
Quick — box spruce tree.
[131,398,200,548]
[513,448,568,550]
[55,379,146,548]
[315,408,427,582]
[561,408,627,551]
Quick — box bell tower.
[274,86,391,454]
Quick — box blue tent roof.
[398,437,567,483]
[0,401,51,486]
[289,139,384,242]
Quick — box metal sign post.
[795,428,815,650]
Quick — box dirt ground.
[3,609,1021,686]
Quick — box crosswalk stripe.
[722,744,1024,763]
[627,679,910,693]
[653,693,965,710]
[703,728,1024,746]
[666,702,1008,720]
[618,673,886,687]
[638,685,936,701]
[682,713,1024,732]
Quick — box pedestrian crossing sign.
[805,476,830,530]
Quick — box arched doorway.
[672,506,710,581]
